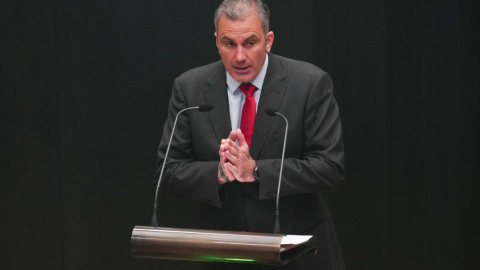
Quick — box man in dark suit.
[157,0,345,269]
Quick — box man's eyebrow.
[244,35,259,41]
[220,36,233,42]
[220,35,259,42]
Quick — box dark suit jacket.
[157,54,345,269]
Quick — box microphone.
[151,104,214,227]
[264,108,288,234]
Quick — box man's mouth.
[234,66,251,73]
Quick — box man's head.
[214,0,274,83]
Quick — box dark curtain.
[1,0,478,269]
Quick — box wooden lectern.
[131,226,317,265]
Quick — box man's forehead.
[217,13,263,31]
[219,34,259,41]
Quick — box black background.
[1,0,479,269]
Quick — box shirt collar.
[226,54,269,93]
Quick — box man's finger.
[223,163,236,180]
[225,150,239,165]
[228,130,237,141]
[236,129,248,148]
[221,155,236,180]
[219,149,227,163]
[225,162,239,177]
[219,139,228,154]
[219,152,235,179]
[227,139,239,152]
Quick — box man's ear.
[265,31,274,53]
[214,32,219,49]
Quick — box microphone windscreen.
[264,108,277,116]
[198,104,214,112]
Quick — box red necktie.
[239,83,257,148]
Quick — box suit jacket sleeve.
[156,75,224,208]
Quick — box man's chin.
[230,72,255,83]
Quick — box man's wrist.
[218,164,231,182]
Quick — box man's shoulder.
[176,60,224,82]
[269,54,327,80]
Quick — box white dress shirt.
[226,54,269,131]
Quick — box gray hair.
[214,0,270,36]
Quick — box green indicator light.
[198,256,257,263]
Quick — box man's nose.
[235,47,246,62]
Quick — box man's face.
[215,13,274,83]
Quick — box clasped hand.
[217,129,256,184]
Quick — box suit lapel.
[250,54,287,159]
[204,63,231,143]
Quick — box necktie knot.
[239,83,257,97]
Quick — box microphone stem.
[151,106,199,227]
[274,112,288,234]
